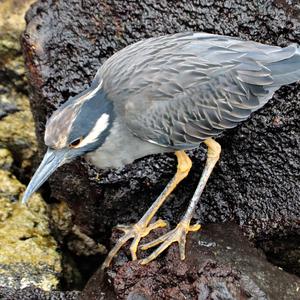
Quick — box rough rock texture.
[0,0,64,292]
[0,286,80,300]
[0,0,38,181]
[258,235,300,277]
[21,0,300,290]
[50,201,106,257]
[81,224,300,300]
[0,149,62,291]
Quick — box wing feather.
[98,32,298,149]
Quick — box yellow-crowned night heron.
[22,32,300,268]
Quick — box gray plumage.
[96,32,300,149]
[22,32,300,204]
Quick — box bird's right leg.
[101,151,192,269]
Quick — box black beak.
[21,148,69,204]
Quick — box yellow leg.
[101,151,192,269]
[140,138,221,265]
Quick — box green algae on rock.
[0,0,36,35]
[0,148,13,170]
[0,0,37,177]
[0,168,61,291]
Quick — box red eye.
[69,137,82,148]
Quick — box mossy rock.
[0,168,61,291]
[0,0,37,175]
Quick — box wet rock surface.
[20,0,300,298]
[82,224,300,300]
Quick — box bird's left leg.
[140,138,221,264]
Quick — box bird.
[21,32,300,269]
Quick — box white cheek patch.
[79,113,110,147]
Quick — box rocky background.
[0,0,299,299]
[0,0,62,293]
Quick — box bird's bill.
[21,148,69,204]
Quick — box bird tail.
[266,44,300,87]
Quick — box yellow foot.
[139,221,201,265]
[101,219,168,269]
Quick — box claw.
[189,224,201,232]
[115,224,131,232]
[101,219,168,269]
[139,221,201,265]
[148,219,168,231]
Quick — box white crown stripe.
[76,79,103,105]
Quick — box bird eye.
[69,137,82,148]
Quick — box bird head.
[22,80,114,204]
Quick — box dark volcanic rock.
[0,286,80,300]
[81,224,300,300]
[22,0,300,271]
[258,235,300,277]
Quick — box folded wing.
[99,33,300,149]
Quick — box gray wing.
[99,32,300,149]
